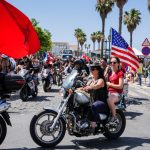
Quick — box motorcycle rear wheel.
[103,109,126,139]
[30,110,66,148]
[43,81,51,92]
[0,116,7,145]
[20,86,28,101]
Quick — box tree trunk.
[81,44,83,56]
[130,31,133,48]
[77,41,80,57]
[93,42,95,52]
[98,41,100,53]
[119,7,123,35]
[101,16,105,58]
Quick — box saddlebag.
[0,73,25,94]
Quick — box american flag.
[111,28,139,71]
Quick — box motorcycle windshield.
[62,69,78,89]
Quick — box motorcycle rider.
[74,59,90,80]
[76,63,109,130]
[41,63,53,90]
[100,58,111,80]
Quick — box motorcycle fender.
[21,83,27,90]
[1,111,12,126]
[43,107,66,123]
[43,107,58,113]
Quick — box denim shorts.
[108,92,122,101]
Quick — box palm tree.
[124,9,141,47]
[78,33,87,56]
[115,0,128,35]
[96,0,114,58]
[74,28,83,56]
[90,32,97,52]
[148,0,150,12]
[96,31,104,56]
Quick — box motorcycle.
[19,69,38,101]
[53,67,62,86]
[0,95,11,145]
[0,73,25,144]
[30,70,126,148]
[42,71,53,92]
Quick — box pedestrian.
[147,61,150,87]
[137,59,143,86]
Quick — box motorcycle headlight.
[59,88,65,97]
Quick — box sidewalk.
[128,77,150,88]
[128,78,150,99]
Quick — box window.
[63,50,73,54]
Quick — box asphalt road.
[1,83,150,150]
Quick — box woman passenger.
[107,57,124,123]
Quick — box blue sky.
[7,0,150,51]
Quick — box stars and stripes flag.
[111,28,139,71]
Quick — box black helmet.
[89,62,101,70]
[89,62,100,68]
[80,58,86,65]
[74,59,82,65]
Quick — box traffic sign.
[142,38,150,46]
[142,47,150,56]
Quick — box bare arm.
[84,79,104,91]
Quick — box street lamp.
[104,39,108,58]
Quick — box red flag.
[111,28,139,71]
[81,54,91,62]
[47,52,55,64]
[0,0,40,59]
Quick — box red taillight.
[16,80,25,85]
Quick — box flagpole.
[108,27,112,63]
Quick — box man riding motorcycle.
[74,59,90,82]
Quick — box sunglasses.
[110,62,117,64]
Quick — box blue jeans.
[90,101,109,122]
[137,74,142,85]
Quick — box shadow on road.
[125,111,143,120]
[30,95,54,102]
[127,97,143,105]
[50,88,60,93]
[2,137,150,150]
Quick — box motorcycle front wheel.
[103,109,126,139]
[0,116,7,145]
[30,110,66,148]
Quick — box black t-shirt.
[89,79,108,104]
